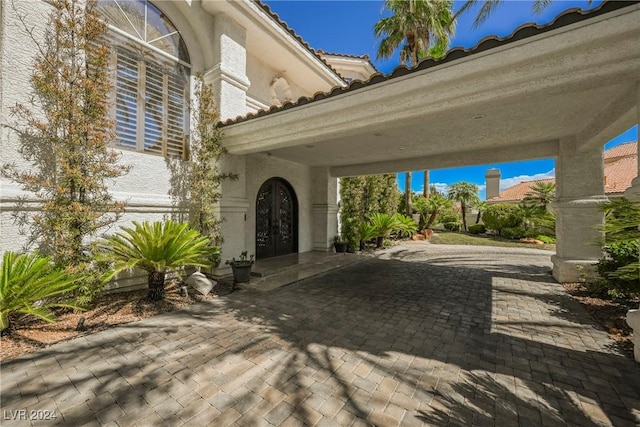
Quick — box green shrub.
[392,213,418,238]
[1,252,84,332]
[443,222,460,231]
[501,226,526,239]
[467,224,486,234]
[482,204,523,235]
[596,241,640,296]
[437,208,459,226]
[536,235,556,244]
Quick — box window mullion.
[137,59,146,152]
[162,71,169,157]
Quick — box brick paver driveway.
[2,243,639,426]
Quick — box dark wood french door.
[256,178,298,259]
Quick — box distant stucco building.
[486,142,638,202]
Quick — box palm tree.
[405,172,413,216]
[447,182,480,232]
[374,0,455,218]
[425,193,453,229]
[96,221,213,301]
[456,0,593,28]
[474,201,488,224]
[522,181,556,211]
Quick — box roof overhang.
[221,3,640,177]
[201,0,345,92]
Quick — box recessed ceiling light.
[472,114,485,119]
[397,147,406,151]
[373,132,383,137]
[306,144,314,148]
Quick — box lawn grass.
[430,230,556,251]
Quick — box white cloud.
[499,169,555,191]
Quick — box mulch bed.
[563,283,638,358]
[1,277,236,362]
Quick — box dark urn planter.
[334,242,348,253]
[231,263,252,283]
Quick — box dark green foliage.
[596,241,639,293]
[501,226,526,240]
[467,224,486,234]
[340,175,400,245]
[597,198,640,291]
[392,213,419,238]
[443,222,460,231]
[1,251,84,332]
[536,235,556,244]
[447,182,480,232]
[482,203,523,235]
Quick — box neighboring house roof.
[488,142,638,202]
[220,0,635,127]
[604,141,637,162]
[489,178,556,203]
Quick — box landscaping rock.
[520,237,544,245]
[185,272,216,295]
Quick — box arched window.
[98,0,190,157]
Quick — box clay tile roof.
[604,141,637,161]
[253,1,344,82]
[488,178,556,203]
[220,1,636,128]
[489,143,638,202]
[604,154,638,194]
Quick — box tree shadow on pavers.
[0,306,281,426]
[216,257,640,426]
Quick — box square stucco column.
[623,91,639,363]
[312,167,338,252]
[216,154,249,272]
[551,136,607,282]
[205,13,250,121]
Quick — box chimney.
[485,169,501,200]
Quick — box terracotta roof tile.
[254,1,344,82]
[604,141,637,161]
[221,1,636,127]
[488,178,556,203]
[489,144,638,202]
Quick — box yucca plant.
[96,221,213,301]
[392,213,418,238]
[1,251,84,332]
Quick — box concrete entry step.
[237,251,366,292]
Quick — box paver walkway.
[1,243,639,426]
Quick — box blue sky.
[263,0,638,199]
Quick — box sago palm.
[96,221,212,301]
[1,251,84,332]
[369,212,399,248]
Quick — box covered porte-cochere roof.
[220,1,640,178]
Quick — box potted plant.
[332,235,348,253]
[226,251,255,283]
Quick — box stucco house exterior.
[485,141,638,202]
[1,0,640,288]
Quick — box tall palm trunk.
[423,169,429,197]
[405,172,412,215]
[461,203,468,232]
[147,271,166,301]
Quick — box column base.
[627,307,640,363]
[551,255,599,283]
[624,179,640,201]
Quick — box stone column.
[624,90,639,363]
[201,15,250,272]
[551,136,607,282]
[311,167,338,252]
